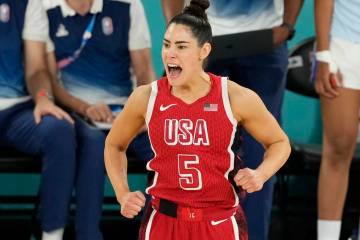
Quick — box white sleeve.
[46,37,55,52]
[22,0,49,42]
[128,0,151,50]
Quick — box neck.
[67,0,93,15]
[171,71,211,103]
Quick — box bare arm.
[314,0,339,98]
[105,84,151,218]
[283,0,304,26]
[24,40,52,101]
[273,0,304,47]
[130,48,156,87]
[315,0,334,51]
[47,51,114,122]
[24,40,73,124]
[161,0,185,23]
[47,51,90,116]
[229,81,291,192]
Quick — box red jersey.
[145,73,239,210]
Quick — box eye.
[178,45,187,50]
[163,42,170,48]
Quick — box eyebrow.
[163,38,190,44]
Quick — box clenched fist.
[119,191,146,219]
[234,168,266,193]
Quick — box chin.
[167,77,179,87]
[166,73,182,86]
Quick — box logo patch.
[56,24,69,37]
[102,17,113,36]
[0,4,10,23]
[160,104,176,112]
[211,218,229,226]
[204,103,218,112]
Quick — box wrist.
[315,39,330,52]
[116,188,130,205]
[315,50,338,73]
[36,89,54,103]
[281,22,295,40]
[255,166,271,183]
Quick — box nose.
[166,46,176,59]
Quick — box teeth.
[168,64,179,68]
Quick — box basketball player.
[104,0,291,239]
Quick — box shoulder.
[227,80,264,122]
[122,83,152,118]
[127,83,152,109]
[227,80,258,101]
[130,83,152,102]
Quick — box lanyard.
[57,14,97,69]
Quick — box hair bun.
[190,0,210,11]
[183,0,210,20]
[169,0,212,46]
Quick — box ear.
[199,42,211,61]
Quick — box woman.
[314,0,360,239]
[105,0,291,239]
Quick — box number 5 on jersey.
[178,154,203,190]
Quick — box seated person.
[41,0,156,239]
[0,1,93,240]
[43,0,155,162]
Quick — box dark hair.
[168,0,212,46]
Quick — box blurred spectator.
[40,0,156,239]
[0,0,81,240]
[161,0,303,239]
[314,1,360,240]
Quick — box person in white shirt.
[315,1,360,239]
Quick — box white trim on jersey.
[145,81,157,124]
[145,209,157,240]
[231,215,240,240]
[221,77,239,208]
[221,77,237,125]
[145,81,159,195]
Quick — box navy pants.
[207,43,289,240]
[0,101,106,240]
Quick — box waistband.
[152,198,238,222]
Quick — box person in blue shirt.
[44,0,155,122]
[43,0,155,156]
[41,0,156,238]
[314,1,360,239]
[161,1,303,239]
[0,0,82,240]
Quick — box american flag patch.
[204,103,218,112]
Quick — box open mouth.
[167,64,182,79]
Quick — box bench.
[0,147,147,239]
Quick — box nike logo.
[160,104,177,111]
[211,218,228,226]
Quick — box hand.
[234,168,266,193]
[315,61,341,98]
[119,191,146,219]
[85,103,114,123]
[272,26,289,48]
[34,97,74,125]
